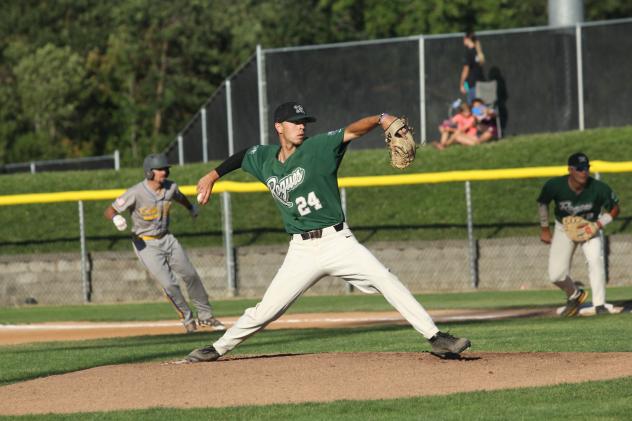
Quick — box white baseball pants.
[213,224,439,356]
[549,221,606,306]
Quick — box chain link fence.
[1,171,630,307]
[165,18,632,164]
[3,20,632,307]
[1,151,120,175]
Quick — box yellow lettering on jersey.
[139,207,160,221]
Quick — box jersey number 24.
[296,192,323,216]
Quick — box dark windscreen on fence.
[265,40,420,150]
[582,20,632,129]
[180,111,204,164]
[205,85,229,161]
[231,56,261,154]
[165,19,632,164]
[425,27,578,139]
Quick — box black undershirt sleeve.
[215,148,248,177]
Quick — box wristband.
[538,203,549,228]
[597,213,613,229]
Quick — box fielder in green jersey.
[185,102,471,362]
[537,152,620,316]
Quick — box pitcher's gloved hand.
[384,117,417,169]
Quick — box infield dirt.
[2,308,631,415]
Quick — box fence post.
[113,150,120,171]
[575,24,585,131]
[594,172,609,282]
[226,79,235,155]
[78,201,92,303]
[177,134,184,166]
[418,35,427,145]
[201,107,208,163]
[465,181,479,288]
[256,44,268,146]
[221,192,237,296]
[30,162,36,174]
[340,187,353,294]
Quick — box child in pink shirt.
[435,102,476,150]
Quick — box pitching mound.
[2,351,632,415]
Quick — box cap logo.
[293,105,305,114]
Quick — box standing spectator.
[459,31,485,105]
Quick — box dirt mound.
[2,351,632,416]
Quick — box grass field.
[1,126,631,254]
[1,289,632,419]
[2,127,632,418]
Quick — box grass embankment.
[1,126,631,254]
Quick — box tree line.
[0,0,629,165]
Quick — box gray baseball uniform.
[112,179,213,325]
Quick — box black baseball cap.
[568,152,590,170]
[273,102,316,123]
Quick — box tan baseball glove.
[385,117,417,169]
[562,216,599,242]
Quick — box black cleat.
[429,331,471,357]
[186,345,220,362]
[560,288,588,317]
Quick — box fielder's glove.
[112,214,128,231]
[385,117,417,169]
[562,215,599,242]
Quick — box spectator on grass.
[434,102,476,150]
[450,98,498,147]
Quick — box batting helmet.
[143,153,170,180]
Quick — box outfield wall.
[2,235,631,306]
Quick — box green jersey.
[242,128,347,233]
[537,175,619,222]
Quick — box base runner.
[104,153,225,332]
[537,152,620,316]
[185,102,471,362]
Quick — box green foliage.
[14,44,90,157]
[1,0,630,164]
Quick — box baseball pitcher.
[185,102,470,362]
[104,153,225,332]
[537,152,620,316]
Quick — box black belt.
[299,222,344,240]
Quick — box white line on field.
[0,312,518,331]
